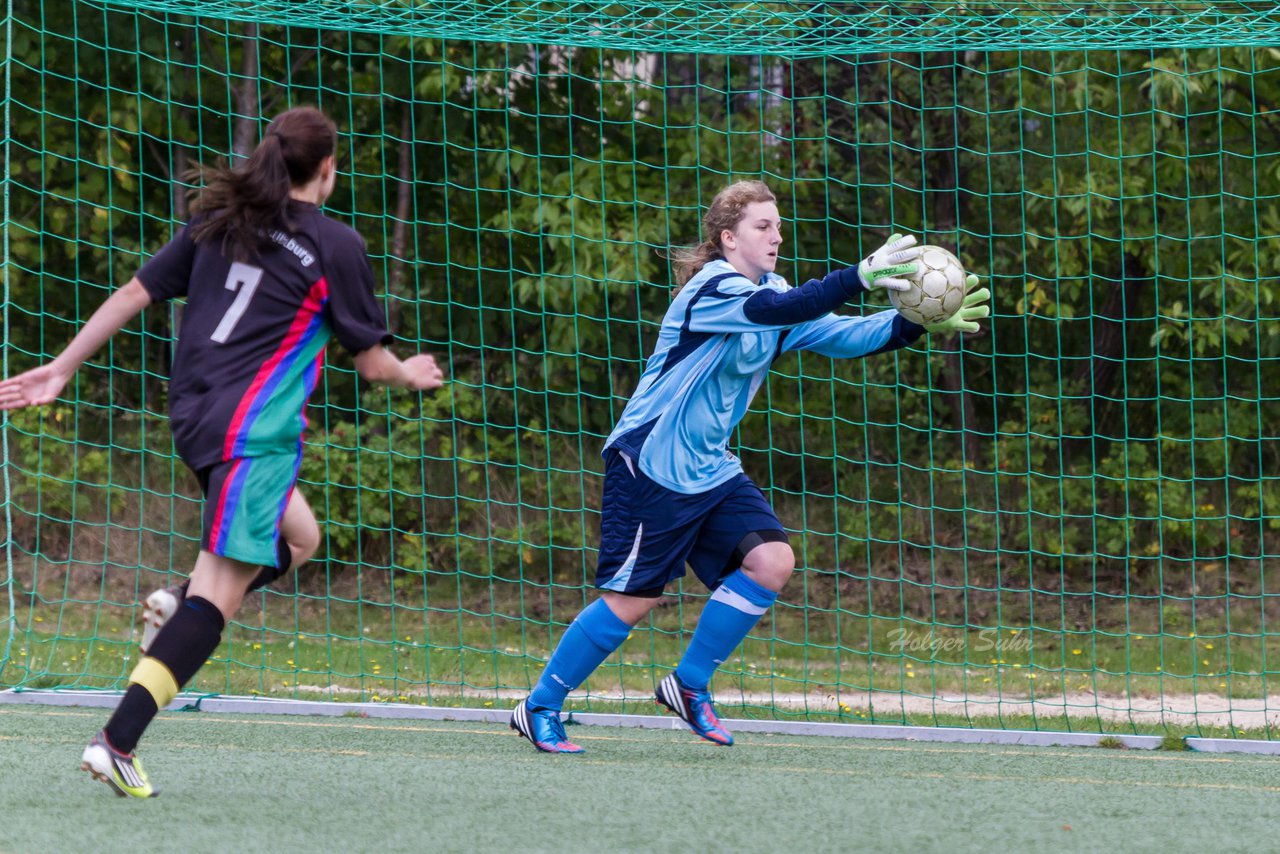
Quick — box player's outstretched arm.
[924,274,991,335]
[353,345,446,391]
[0,278,152,411]
[690,232,927,334]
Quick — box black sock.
[103,687,157,755]
[104,596,226,753]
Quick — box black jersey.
[136,202,391,469]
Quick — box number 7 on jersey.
[211,262,265,343]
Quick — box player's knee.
[741,541,795,592]
[601,590,663,625]
[287,517,322,567]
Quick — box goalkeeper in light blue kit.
[511,180,990,752]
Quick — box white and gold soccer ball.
[889,245,967,326]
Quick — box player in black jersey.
[0,106,445,797]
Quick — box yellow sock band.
[128,656,179,709]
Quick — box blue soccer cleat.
[510,699,585,754]
[655,672,734,746]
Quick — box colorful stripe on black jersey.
[223,276,330,460]
[208,457,249,555]
[300,347,326,432]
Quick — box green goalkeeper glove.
[857,232,923,292]
[924,274,991,335]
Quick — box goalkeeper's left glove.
[924,274,991,335]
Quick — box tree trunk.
[1072,253,1145,444]
[171,146,188,222]
[156,145,188,400]
[387,103,415,335]
[923,51,981,464]
[232,26,260,159]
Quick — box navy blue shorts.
[595,449,787,594]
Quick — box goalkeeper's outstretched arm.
[778,273,992,359]
[685,233,926,334]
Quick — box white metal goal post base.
[3,688,1277,755]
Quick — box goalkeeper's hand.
[857,232,923,292]
[924,274,991,335]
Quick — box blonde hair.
[669,180,777,287]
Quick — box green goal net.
[3,0,1279,737]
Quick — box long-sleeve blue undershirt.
[605,259,925,494]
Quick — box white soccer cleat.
[139,585,184,654]
[80,730,157,798]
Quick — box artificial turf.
[0,704,1275,853]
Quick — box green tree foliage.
[6,4,1277,605]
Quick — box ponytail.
[669,240,724,287]
[188,106,337,261]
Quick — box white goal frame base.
[3,688,1277,755]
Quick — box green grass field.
[9,590,1273,712]
[0,704,1276,853]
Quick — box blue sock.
[676,570,778,691]
[528,598,632,711]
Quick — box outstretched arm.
[353,344,446,392]
[687,233,925,334]
[0,278,152,410]
[685,269,871,334]
[780,309,925,360]
[780,273,991,359]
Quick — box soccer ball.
[889,245,967,326]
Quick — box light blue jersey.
[605,259,925,494]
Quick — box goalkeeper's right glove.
[857,232,923,292]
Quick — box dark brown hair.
[669,180,777,286]
[188,106,337,261]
